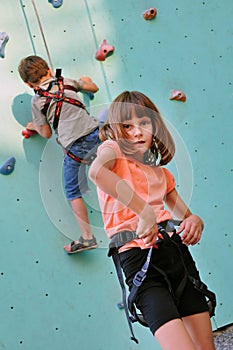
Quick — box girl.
[89,91,216,349]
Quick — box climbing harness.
[66,149,97,165]
[108,220,216,344]
[34,70,88,130]
[35,69,97,165]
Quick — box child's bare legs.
[183,312,216,350]
[155,318,196,350]
[154,313,215,350]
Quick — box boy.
[18,55,101,253]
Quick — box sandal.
[64,236,98,254]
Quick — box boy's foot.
[64,236,98,254]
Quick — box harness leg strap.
[111,249,139,344]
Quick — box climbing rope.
[31,0,54,73]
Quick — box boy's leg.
[70,197,93,240]
[183,312,216,350]
[64,197,97,253]
[154,318,196,350]
[63,129,100,253]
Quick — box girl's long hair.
[99,91,175,165]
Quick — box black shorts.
[119,233,209,335]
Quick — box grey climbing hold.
[0,32,9,59]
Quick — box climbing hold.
[143,7,157,20]
[169,90,186,102]
[0,157,16,175]
[95,39,115,61]
[22,129,37,138]
[0,32,9,59]
[117,301,124,310]
[87,92,94,100]
[48,0,63,8]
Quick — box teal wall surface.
[0,1,233,349]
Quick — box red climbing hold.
[170,90,186,102]
[95,39,115,61]
[143,8,157,20]
[22,129,38,138]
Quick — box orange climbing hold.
[170,90,186,102]
[143,8,157,20]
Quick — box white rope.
[31,0,54,73]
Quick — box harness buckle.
[133,270,147,287]
[53,94,65,102]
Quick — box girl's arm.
[89,147,158,245]
[165,188,204,245]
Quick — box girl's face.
[122,111,153,161]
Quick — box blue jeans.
[64,128,101,200]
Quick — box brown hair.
[99,91,175,165]
[18,55,50,84]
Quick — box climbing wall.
[0,1,233,349]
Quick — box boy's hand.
[177,214,204,245]
[26,122,36,131]
[79,76,93,83]
[79,77,99,93]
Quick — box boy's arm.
[79,76,99,93]
[26,121,52,139]
[89,147,158,245]
[165,188,204,245]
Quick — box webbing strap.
[66,150,96,165]
[111,250,139,344]
[34,76,88,130]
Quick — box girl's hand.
[136,204,158,246]
[177,214,204,245]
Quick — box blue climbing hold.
[0,157,16,175]
[48,0,63,8]
[87,92,95,100]
[117,301,124,310]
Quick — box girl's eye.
[123,124,131,129]
[141,119,151,126]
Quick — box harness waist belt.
[108,219,181,256]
